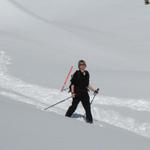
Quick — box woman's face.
[79,63,86,70]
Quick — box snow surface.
[0,0,150,149]
[1,96,150,150]
[1,0,150,98]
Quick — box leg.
[81,93,93,123]
[65,96,80,117]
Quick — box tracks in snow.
[0,51,150,138]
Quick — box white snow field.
[0,0,150,149]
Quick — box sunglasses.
[79,63,86,66]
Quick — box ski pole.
[44,96,72,110]
[84,89,99,118]
[90,88,99,105]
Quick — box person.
[65,60,99,123]
[145,0,150,4]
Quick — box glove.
[94,88,99,94]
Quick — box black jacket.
[71,70,90,93]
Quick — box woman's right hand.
[71,93,76,98]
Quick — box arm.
[87,72,98,93]
[88,84,99,94]
[71,85,75,94]
[70,71,77,97]
[88,84,96,92]
[71,85,76,98]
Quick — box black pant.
[65,92,93,123]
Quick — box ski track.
[0,51,150,138]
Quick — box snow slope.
[0,0,150,98]
[0,0,150,149]
[0,51,150,139]
[1,97,150,150]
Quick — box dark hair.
[78,60,87,67]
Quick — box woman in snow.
[65,60,99,123]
